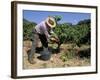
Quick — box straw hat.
[45,16,56,28]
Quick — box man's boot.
[28,52,36,64]
[28,58,36,64]
[28,40,36,64]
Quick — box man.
[28,16,59,64]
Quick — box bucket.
[38,51,51,61]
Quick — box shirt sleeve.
[40,22,51,39]
[37,21,55,40]
[44,31,51,39]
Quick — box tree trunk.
[56,42,62,53]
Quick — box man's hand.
[50,36,59,43]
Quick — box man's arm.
[44,31,51,42]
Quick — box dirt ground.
[23,41,91,69]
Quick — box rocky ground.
[23,41,90,69]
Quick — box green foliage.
[60,48,77,62]
[54,19,90,48]
[72,24,90,46]
[54,23,70,44]
[60,52,68,62]
[23,17,90,50]
[54,15,62,22]
[23,19,37,40]
[77,19,91,25]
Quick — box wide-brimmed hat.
[45,16,56,28]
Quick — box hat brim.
[46,17,56,28]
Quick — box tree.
[77,19,91,25]
[76,19,91,45]
[23,19,37,40]
[54,23,71,51]
[71,24,90,47]
[54,15,62,22]
[53,18,91,51]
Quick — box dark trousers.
[38,34,48,48]
[29,29,48,59]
